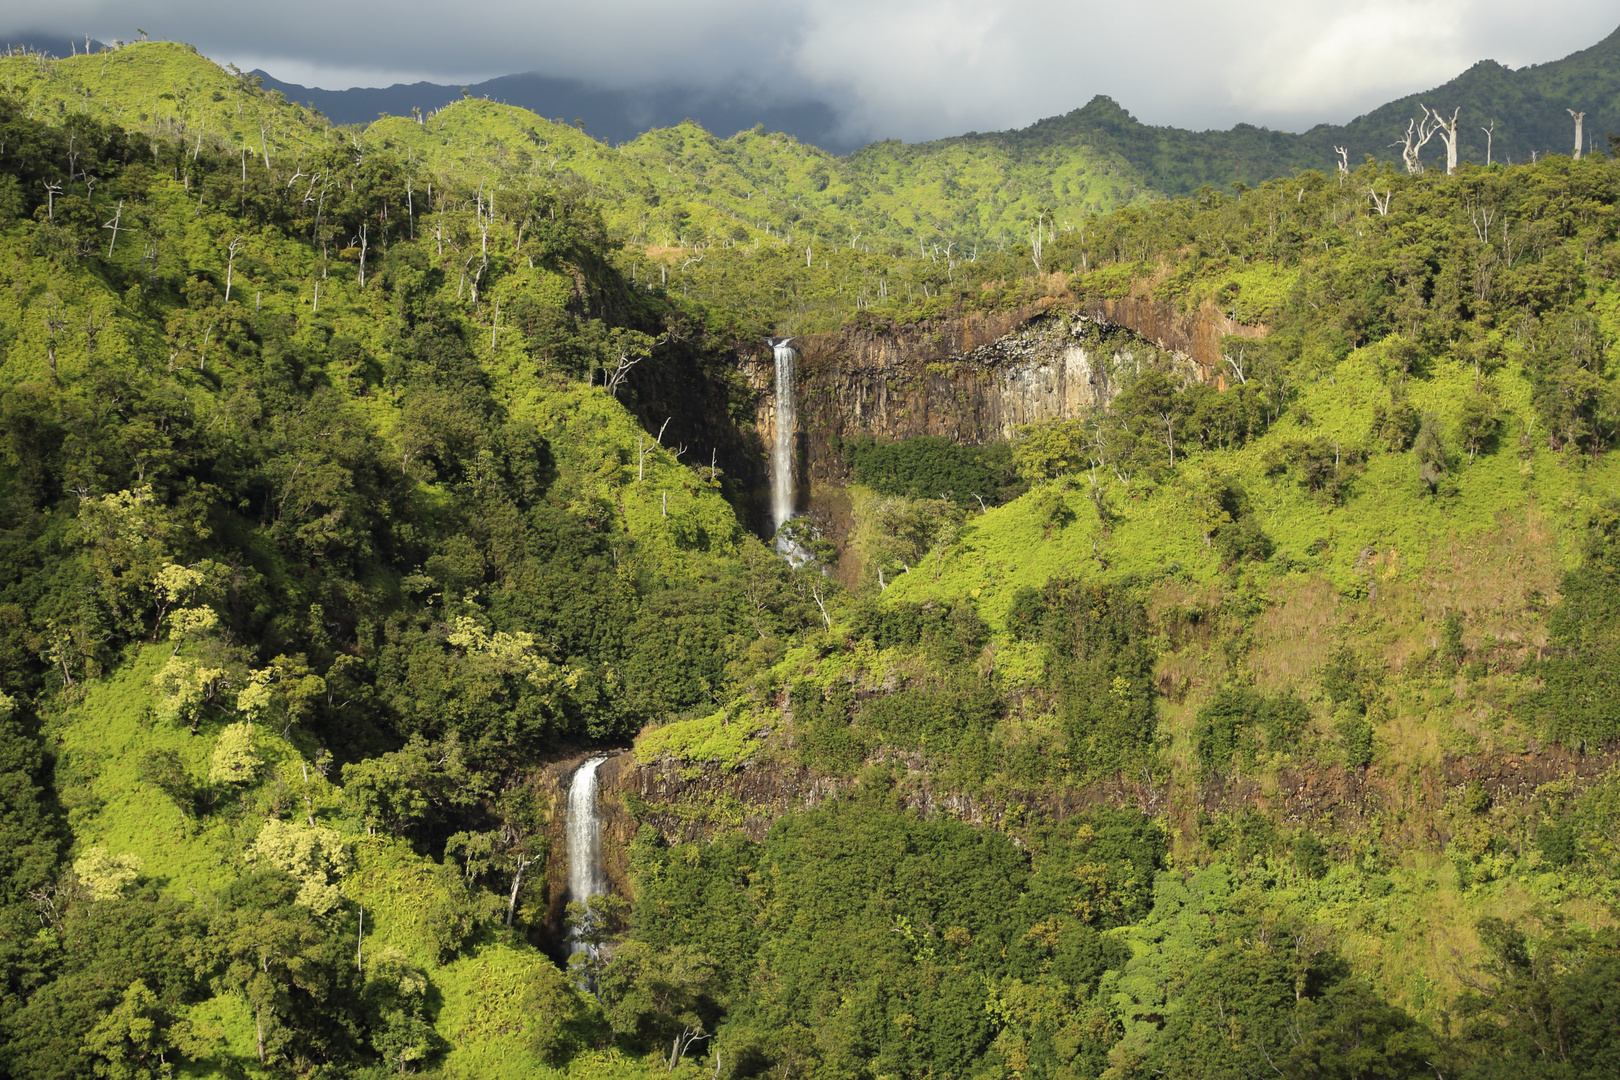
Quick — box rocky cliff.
[741,296,1265,500]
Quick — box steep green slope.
[0,92,822,1078]
[631,152,1620,1077]
[0,42,331,160]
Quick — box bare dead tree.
[472,181,492,301]
[1333,145,1350,182]
[65,134,80,193]
[84,306,103,367]
[42,180,61,220]
[1223,344,1248,385]
[355,224,367,287]
[1395,111,1441,174]
[1426,106,1461,174]
[604,348,643,397]
[1568,109,1585,160]
[1029,208,1048,271]
[1368,186,1393,217]
[811,582,832,630]
[1480,120,1496,167]
[668,1029,710,1071]
[224,235,243,302]
[504,852,536,926]
[42,296,67,382]
[102,200,125,256]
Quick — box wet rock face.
[743,297,1262,487]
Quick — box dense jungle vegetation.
[1,38,1620,1080]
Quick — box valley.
[0,28,1618,1080]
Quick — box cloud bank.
[7,1,1617,142]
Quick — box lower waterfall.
[769,337,797,532]
[564,755,609,955]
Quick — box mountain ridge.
[246,21,1620,193]
[250,68,858,153]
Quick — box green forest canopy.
[1,36,1620,1080]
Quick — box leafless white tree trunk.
[225,235,243,301]
[811,583,831,630]
[1426,106,1460,174]
[1481,120,1495,167]
[668,1029,710,1071]
[1568,109,1585,160]
[1333,145,1350,183]
[102,200,125,256]
[42,296,67,383]
[1223,345,1248,385]
[605,349,643,397]
[1029,209,1047,271]
[505,854,535,926]
[1395,111,1441,174]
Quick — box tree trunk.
[505,857,531,926]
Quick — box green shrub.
[1215,514,1274,567]
[845,434,1022,507]
[1336,707,1375,769]
[1536,501,1620,749]
[1537,821,1577,867]
[794,681,869,776]
[135,748,196,817]
[1193,686,1311,774]
[1293,832,1329,880]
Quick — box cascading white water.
[770,338,797,532]
[564,755,608,953]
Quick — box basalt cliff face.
[742,295,1265,489]
[534,739,1620,954]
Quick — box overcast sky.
[9,1,1618,142]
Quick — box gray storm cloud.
[8,0,1618,141]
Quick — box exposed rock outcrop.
[742,297,1264,492]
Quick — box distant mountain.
[258,21,1620,203]
[252,70,858,153]
[7,24,1619,253]
[2,30,108,57]
[1013,22,1620,194]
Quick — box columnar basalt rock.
[743,297,1264,486]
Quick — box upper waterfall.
[564,755,609,952]
[769,337,797,532]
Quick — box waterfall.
[564,755,609,954]
[769,337,797,532]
